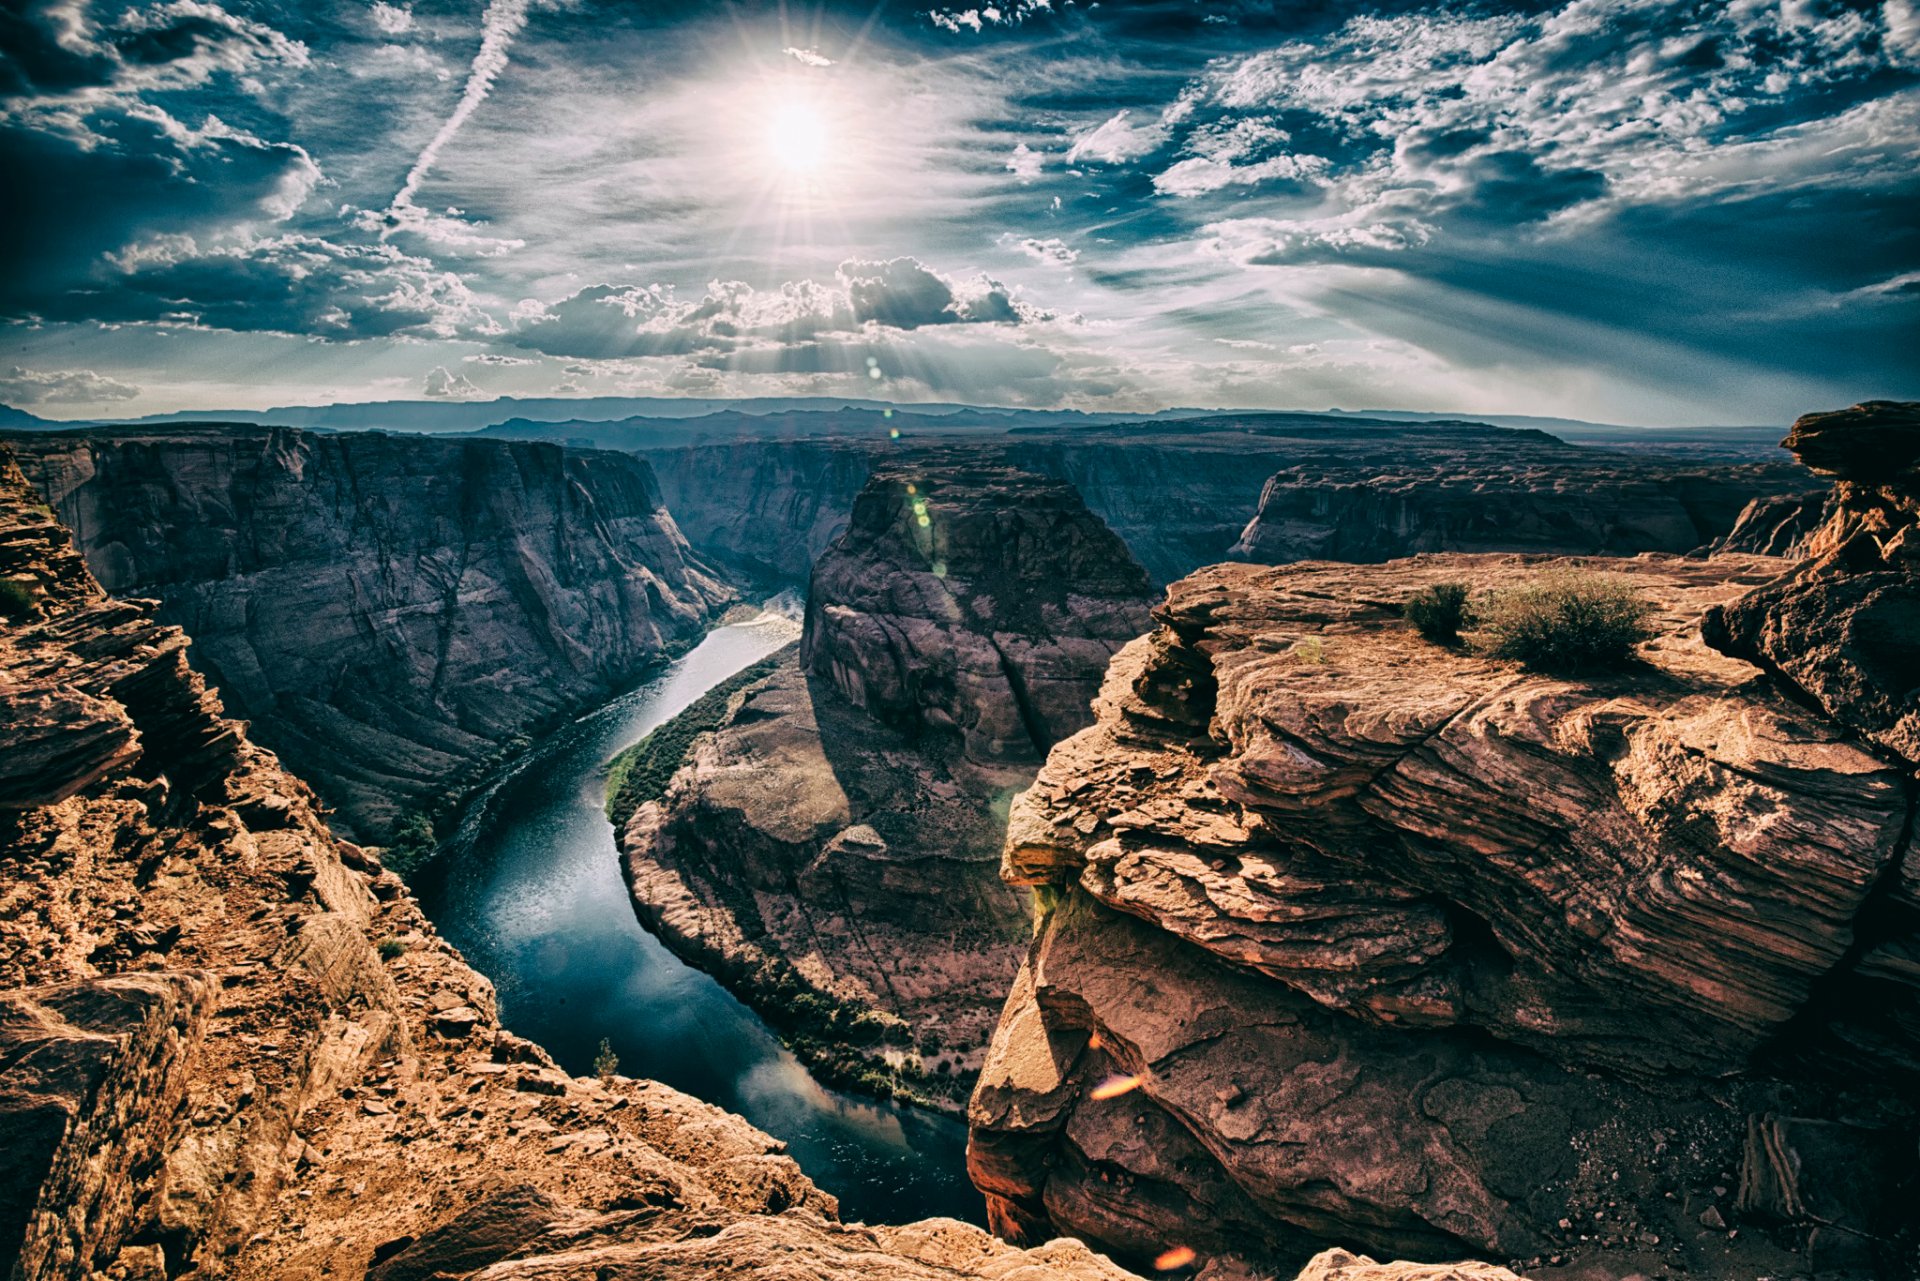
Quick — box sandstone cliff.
[971,533,1918,1278]
[8,426,730,843]
[0,446,1166,1281]
[617,461,1154,1112]
[1231,458,1797,564]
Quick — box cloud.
[509,258,1046,360]
[26,233,502,340]
[782,47,833,67]
[423,366,482,398]
[0,367,141,405]
[1017,237,1078,265]
[1065,110,1167,164]
[386,0,532,219]
[1006,142,1044,181]
[0,1,309,98]
[369,3,416,36]
[465,352,538,365]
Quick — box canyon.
[5,427,729,844]
[969,402,1920,1280]
[614,459,1155,1111]
[4,401,1907,1281]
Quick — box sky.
[1,0,1916,425]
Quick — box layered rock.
[618,461,1154,1111]
[802,459,1155,765]
[971,548,1918,1279]
[1231,459,1799,564]
[0,447,1170,1281]
[8,426,730,842]
[1705,401,1920,767]
[644,438,875,583]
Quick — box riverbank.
[412,604,984,1226]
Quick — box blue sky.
[2,0,1916,423]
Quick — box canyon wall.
[8,427,730,843]
[1230,459,1799,564]
[970,407,1920,1281]
[0,446,1182,1281]
[616,460,1155,1112]
[642,427,1804,594]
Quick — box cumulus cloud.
[0,367,142,406]
[369,2,415,35]
[465,352,539,365]
[508,258,1046,360]
[423,366,482,398]
[1006,142,1044,181]
[1016,237,1078,265]
[782,47,833,67]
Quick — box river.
[412,601,984,1227]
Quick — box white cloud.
[1006,142,1044,181]
[0,366,141,405]
[1065,110,1167,164]
[1016,236,1078,265]
[465,353,538,365]
[782,47,834,67]
[369,2,415,35]
[423,365,483,398]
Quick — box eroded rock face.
[0,448,1158,1281]
[802,459,1155,765]
[972,550,1919,1280]
[8,426,730,842]
[1231,460,1795,564]
[619,461,1154,1111]
[1705,401,1920,767]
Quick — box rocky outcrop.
[971,548,1918,1279]
[644,439,875,583]
[8,426,730,842]
[1705,401,1920,767]
[619,461,1155,1112]
[803,459,1155,765]
[1231,459,1799,564]
[0,447,1175,1281]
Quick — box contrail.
[387,0,531,219]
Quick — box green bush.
[381,812,438,877]
[605,645,793,827]
[0,578,39,621]
[377,938,406,961]
[1478,568,1653,674]
[1404,582,1471,643]
[593,1037,620,1082]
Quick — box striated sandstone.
[802,458,1154,764]
[7,426,730,843]
[619,460,1153,1110]
[0,444,1142,1281]
[973,546,1918,1279]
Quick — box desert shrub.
[381,813,438,877]
[1294,635,1326,665]
[1478,569,1653,674]
[593,1037,620,1082]
[377,937,406,961]
[1404,582,1471,643]
[0,578,39,621]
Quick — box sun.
[766,98,830,173]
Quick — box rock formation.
[803,460,1155,764]
[0,446,1163,1281]
[1705,400,1920,769]
[971,536,1919,1278]
[7,426,730,843]
[617,461,1155,1112]
[1231,458,1798,565]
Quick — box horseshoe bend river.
[413,604,984,1226]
